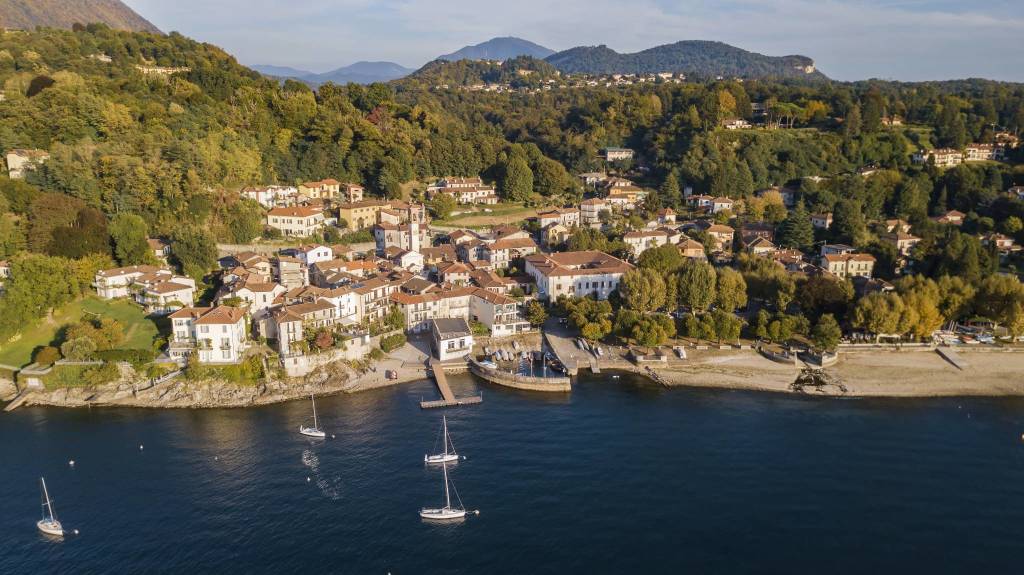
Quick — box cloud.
[123,0,1024,81]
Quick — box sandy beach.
[649,348,1024,398]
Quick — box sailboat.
[298,394,326,438]
[419,461,468,521]
[424,415,459,464]
[37,477,63,537]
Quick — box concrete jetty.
[936,347,969,370]
[420,360,483,409]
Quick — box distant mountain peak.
[251,61,414,86]
[0,0,160,33]
[439,36,555,62]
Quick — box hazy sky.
[123,0,1024,81]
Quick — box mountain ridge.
[252,61,415,86]
[439,36,554,62]
[544,40,823,79]
[0,0,159,33]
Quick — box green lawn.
[0,297,161,368]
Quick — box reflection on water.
[2,373,1024,574]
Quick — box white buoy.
[139,444,144,450]
[307,476,311,482]
[74,529,79,535]
[331,434,336,439]
[215,456,219,461]
[69,460,75,467]
[475,510,480,515]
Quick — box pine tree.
[661,171,682,209]
[778,200,814,251]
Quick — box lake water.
[3,372,1024,574]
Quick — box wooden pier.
[420,360,483,409]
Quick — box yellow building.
[337,200,390,230]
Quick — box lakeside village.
[4,137,1024,407]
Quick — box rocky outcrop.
[19,361,368,409]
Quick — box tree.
[715,267,747,313]
[851,292,908,339]
[226,199,265,243]
[501,157,533,203]
[108,213,152,265]
[428,192,457,220]
[798,274,853,320]
[636,243,685,275]
[171,225,217,280]
[384,305,405,331]
[895,276,943,340]
[832,199,869,247]
[937,275,975,322]
[777,200,814,251]
[61,336,97,361]
[711,309,742,343]
[811,314,842,352]
[661,172,682,209]
[620,268,666,313]
[566,297,613,341]
[677,260,716,313]
[34,346,61,365]
[525,300,548,326]
[974,274,1024,335]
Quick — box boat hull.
[419,508,466,521]
[299,427,326,438]
[37,519,63,537]
[424,453,459,464]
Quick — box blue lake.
[3,372,1024,574]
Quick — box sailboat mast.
[40,477,54,521]
[443,462,451,509]
[443,416,449,456]
[311,394,318,428]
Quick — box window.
[222,350,231,359]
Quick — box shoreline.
[645,348,1024,398]
[7,348,1024,411]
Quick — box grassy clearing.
[0,297,160,368]
[436,202,544,227]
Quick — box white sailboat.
[298,394,326,438]
[424,415,459,464]
[37,477,63,537]
[420,461,468,521]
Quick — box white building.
[524,251,634,301]
[580,198,608,227]
[241,185,298,208]
[5,148,49,179]
[602,147,635,162]
[430,318,474,361]
[821,253,876,279]
[167,306,249,364]
[623,229,676,256]
[266,206,326,237]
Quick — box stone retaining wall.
[468,359,571,392]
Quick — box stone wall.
[468,359,571,392]
[282,333,372,378]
